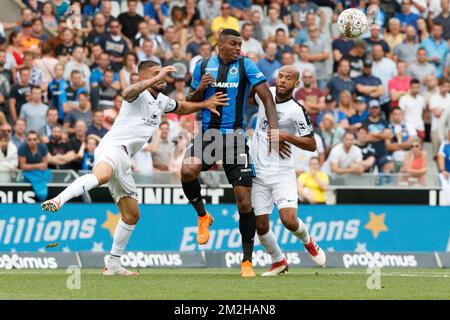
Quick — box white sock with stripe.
[290,218,310,245]
[110,219,135,257]
[56,173,99,206]
[258,229,284,263]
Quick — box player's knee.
[279,212,298,231]
[180,164,200,182]
[236,198,252,213]
[122,211,140,225]
[256,219,270,235]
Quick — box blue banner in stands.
[0,204,449,253]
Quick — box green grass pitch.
[1,268,449,300]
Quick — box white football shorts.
[252,175,298,216]
[94,145,138,204]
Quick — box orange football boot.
[241,260,256,278]
[197,212,214,244]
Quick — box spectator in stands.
[364,100,394,173]
[416,18,430,42]
[320,113,345,155]
[33,43,58,86]
[91,52,120,89]
[118,0,144,41]
[41,1,58,35]
[325,59,356,101]
[399,79,425,139]
[47,125,75,170]
[47,64,68,122]
[11,118,26,148]
[292,45,316,77]
[0,50,12,117]
[249,9,264,42]
[438,128,450,204]
[407,48,437,86]
[31,18,48,43]
[323,131,364,175]
[19,86,48,132]
[9,67,31,124]
[18,130,51,201]
[297,157,329,204]
[101,19,129,72]
[163,42,190,84]
[339,40,366,78]
[400,138,428,185]
[62,70,88,114]
[19,51,43,88]
[152,121,175,172]
[87,110,108,138]
[0,123,18,182]
[55,28,75,57]
[274,28,293,62]
[355,126,377,173]
[393,25,419,65]
[211,1,239,44]
[364,24,390,56]
[85,12,108,49]
[240,23,264,58]
[388,61,411,109]
[38,108,59,144]
[429,78,450,157]
[257,42,281,86]
[371,43,398,121]
[77,134,100,172]
[385,18,404,53]
[433,0,450,40]
[387,107,417,172]
[137,39,161,64]
[261,5,288,40]
[103,94,122,130]
[90,70,120,111]
[20,20,40,52]
[7,31,23,67]
[293,133,326,176]
[198,0,221,27]
[68,120,88,170]
[354,59,384,104]
[331,33,355,72]
[420,22,448,79]
[337,90,355,121]
[318,95,348,129]
[291,0,325,33]
[144,0,169,26]
[64,92,93,135]
[349,96,369,131]
[304,25,329,89]
[63,46,91,91]
[394,0,420,31]
[295,70,324,128]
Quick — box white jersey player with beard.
[249,66,326,276]
[41,63,228,276]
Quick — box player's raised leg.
[256,214,288,277]
[181,158,214,245]
[103,196,139,276]
[279,207,326,267]
[41,161,112,212]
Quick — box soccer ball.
[337,8,369,39]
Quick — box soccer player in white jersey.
[41,61,228,276]
[250,65,326,276]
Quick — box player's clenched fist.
[199,73,215,91]
[203,92,229,116]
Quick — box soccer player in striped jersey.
[181,29,279,277]
[250,65,326,276]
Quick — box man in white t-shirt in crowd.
[240,22,264,58]
[322,131,364,175]
[399,78,425,140]
[386,107,417,172]
[429,78,450,157]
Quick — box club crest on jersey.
[229,66,238,75]
[211,82,239,88]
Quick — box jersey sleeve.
[190,60,202,90]
[161,95,178,113]
[244,58,266,87]
[293,105,314,137]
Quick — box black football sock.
[181,179,206,217]
[239,209,256,262]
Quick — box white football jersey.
[250,87,313,179]
[98,90,177,157]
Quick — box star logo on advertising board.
[101,210,121,238]
[364,212,388,239]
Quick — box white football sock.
[258,230,284,263]
[291,218,310,245]
[110,219,135,257]
[56,174,99,206]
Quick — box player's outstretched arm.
[121,66,177,103]
[173,92,229,115]
[254,82,278,130]
[186,74,214,102]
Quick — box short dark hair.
[275,28,286,35]
[159,121,169,128]
[27,130,38,137]
[219,28,241,40]
[138,60,161,73]
[391,107,403,114]
[411,78,421,85]
[357,125,369,132]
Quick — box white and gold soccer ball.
[337,8,369,39]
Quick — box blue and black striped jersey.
[191,55,266,132]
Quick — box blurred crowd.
[0,0,449,204]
